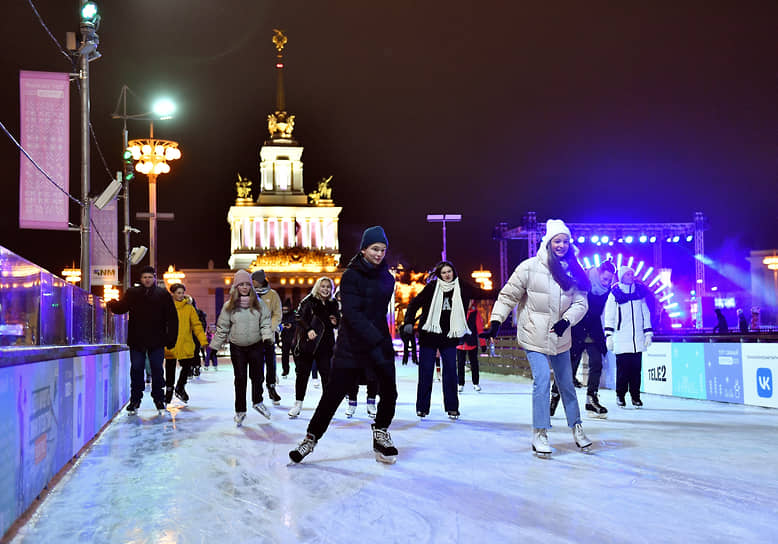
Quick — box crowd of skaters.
[109,220,656,463]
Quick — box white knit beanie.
[619,266,635,281]
[540,219,572,249]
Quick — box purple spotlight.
[625,235,633,244]
[649,235,657,243]
[601,235,609,244]
[639,234,648,243]
[686,234,693,242]
[672,235,680,243]
[577,235,585,244]
[591,235,599,243]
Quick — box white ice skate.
[473,384,481,392]
[532,428,552,458]
[288,401,302,419]
[234,412,246,427]
[366,398,377,418]
[253,402,271,420]
[372,424,398,464]
[345,401,357,418]
[573,423,593,452]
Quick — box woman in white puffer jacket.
[603,266,653,408]
[482,219,592,457]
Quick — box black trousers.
[570,342,605,396]
[347,373,379,401]
[401,333,417,364]
[230,342,264,412]
[616,352,643,400]
[280,337,293,375]
[294,349,332,401]
[456,349,480,386]
[165,357,195,389]
[307,364,398,440]
[260,340,277,387]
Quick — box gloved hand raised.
[606,335,614,352]
[551,318,570,337]
[479,320,501,339]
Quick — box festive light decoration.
[163,265,185,287]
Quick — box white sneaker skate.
[345,401,357,418]
[572,423,592,451]
[288,400,302,418]
[366,398,377,418]
[532,428,552,458]
[473,384,481,392]
[253,402,271,420]
[234,412,247,427]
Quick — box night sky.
[1,2,775,284]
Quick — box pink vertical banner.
[19,70,70,230]
[90,201,118,286]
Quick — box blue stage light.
[577,235,585,244]
[594,254,601,267]
[624,235,633,244]
[672,235,680,243]
[601,235,609,244]
[649,235,657,243]
[591,235,599,243]
[686,235,693,242]
[639,235,647,243]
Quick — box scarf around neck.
[239,295,251,308]
[421,278,470,338]
[588,267,608,296]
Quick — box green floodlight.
[80,2,99,23]
[151,98,176,119]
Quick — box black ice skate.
[154,399,166,415]
[174,385,189,403]
[164,387,174,404]
[267,385,281,406]
[632,398,643,408]
[447,410,460,420]
[371,424,398,464]
[585,393,608,419]
[617,395,626,408]
[550,391,561,416]
[126,400,140,415]
[289,433,317,463]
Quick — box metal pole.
[148,173,157,271]
[441,219,447,262]
[122,119,130,290]
[79,29,91,293]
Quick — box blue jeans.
[417,344,458,413]
[525,350,581,429]
[130,346,164,403]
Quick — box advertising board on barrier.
[704,343,744,404]
[643,342,673,396]
[741,344,778,409]
[670,343,706,400]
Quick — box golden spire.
[267,29,296,142]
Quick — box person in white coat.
[603,266,653,408]
[481,219,593,456]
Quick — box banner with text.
[90,201,118,286]
[19,71,70,230]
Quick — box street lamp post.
[128,125,181,271]
[426,214,462,262]
[112,88,176,284]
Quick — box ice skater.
[456,300,483,392]
[604,265,653,408]
[108,265,178,415]
[289,226,398,464]
[279,300,295,377]
[209,270,273,426]
[403,261,474,420]
[164,283,209,405]
[252,270,283,406]
[550,260,615,419]
[288,277,340,418]
[481,219,593,457]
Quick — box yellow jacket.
[165,298,208,360]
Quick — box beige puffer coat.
[489,245,588,355]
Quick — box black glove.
[479,320,501,339]
[263,338,274,346]
[599,339,608,355]
[551,318,570,337]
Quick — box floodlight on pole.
[426,214,462,262]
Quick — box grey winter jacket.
[210,298,273,349]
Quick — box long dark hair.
[547,244,590,292]
[431,260,458,281]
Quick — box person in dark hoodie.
[108,265,178,414]
[551,260,615,419]
[289,226,398,464]
[279,299,296,377]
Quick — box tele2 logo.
[756,368,772,398]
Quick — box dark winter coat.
[280,308,296,343]
[404,279,481,350]
[571,290,609,351]
[108,285,178,351]
[331,253,395,369]
[294,294,340,356]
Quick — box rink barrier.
[489,333,777,409]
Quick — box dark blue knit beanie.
[360,226,389,249]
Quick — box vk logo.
[756,368,772,398]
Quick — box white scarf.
[421,278,471,338]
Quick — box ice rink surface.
[10,358,778,544]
